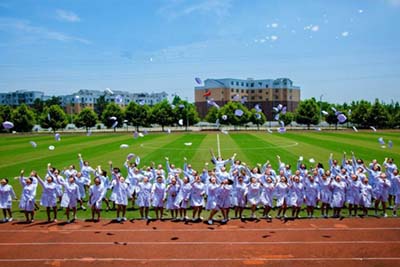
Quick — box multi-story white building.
[61,89,168,114]
[0,90,49,105]
[0,89,168,114]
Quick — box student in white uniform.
[260,176,275,219]
[54,174,80,223]
[78,153,95,187]
[136,176,152,220]
[274,176,289,219]
[373,172,391,217]
[206,176,219,224]
[391,169,400,217]
[110,162,130,222]
[191,175,206,222]
[18,170,37,223]
[233,176,247,219]
[346,174,362,217]
[246,177,261,219]
[151,176,166,220]
[0,178,17,222]
[74,172,90,210]
[37,173,58,222]
[304,175,319,218]
[360,178,373,217]
[217,179,232,223]
[331,175,347,218]
[175,176,192,221]
[318,172,332,218]
[166,177,180,220]
[287,176,304,218]
[88,177,105,222]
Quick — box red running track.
[0,218,399,267]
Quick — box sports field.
[0,130,399,220]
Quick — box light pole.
[319,94,323,126]
[186,97,189,132]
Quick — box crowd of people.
[0,150,399,225]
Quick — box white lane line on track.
[0,241,400,246]
[0,257,399,262]
[1,227,400,233]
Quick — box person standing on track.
[0,178,17,222]
[136,176,152,220]
[318,172,333,218]
[175,176,192,221]
[151,176,166,220]
[165,177,180,220]
[373,172,391,217]
[274,176,289,219]
[331,175,347,218]
[36,172,59,223]
[88,177,105,222]
[191,175,206,222]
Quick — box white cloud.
[271,23,278,28]
[270,35,278,41]
[311,25,319,32]
[341,31,349,37]
[158,0,232,20]
[56,9,81,22]
[0,18,90,44]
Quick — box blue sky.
[0,0,399,104]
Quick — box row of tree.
[0,97,399,132]
[0,97,200,132]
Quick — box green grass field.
[1,130,399,221]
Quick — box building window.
[236,89,239,93]
[266,91,269,95]
[246,83,248,86]
[231,89,234,92]
[250,83,254,87]
[251,90,255,93]
[251,96,255,100]
[258,89,262,93]
[241,89,244,93]
[236,82,239,86]
[231,81,234,85]
[241,82,244,86]
[258,82,263,86]
[266,84,269,88]
[259,96,262,100]
[246,90,249,93]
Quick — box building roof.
[195,78,300,90]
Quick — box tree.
[173,100,200,130]
[219,102,250,126]
[0,105,13,131]
[295,98,320,129]
[171,95,182,106]
[75,108,98,132]
[150,100,174,131]
[11,104,36,132]
[249,109,266,129]
[94,94,107,118]
[350,100,371,128]
[125,102,151,131]
[32,98,44,115]
[44,96,62,107]
[101,103,124,129]
[205,107,219,123]
[40,105,68,132]
[367,99,389,129]
[280,112,294,127]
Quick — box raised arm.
[78,153,84,169]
